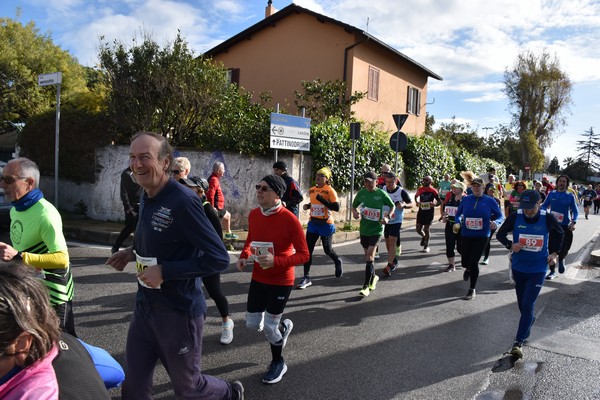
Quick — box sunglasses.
[255,184,274,192]
[171,170,181,175]
[0,176,27,185]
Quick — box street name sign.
[38,72,62,87]
[270,113,311,151]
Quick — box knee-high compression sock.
[364,261,374,287]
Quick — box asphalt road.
[8,212,600,400]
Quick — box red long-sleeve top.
[240,206,309,286]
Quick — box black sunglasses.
[255,184,274,192]
[171,170,181,175]
[0,176,27,185]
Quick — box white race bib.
[362,207,381,221]
[134,251,160,289]
[445,206,458,217]
[249,241,275,269]
[310,203,325,218]
[518,234,544,252]
[465,217,483,230]
[550,211,564,223]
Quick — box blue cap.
[519,189,540,209]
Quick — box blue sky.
[3,0,600,168]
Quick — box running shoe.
[359,286,370,297]
[368,275,379,290]
[463,269,470,281]
[443,265,455,272]
[374,251,380,259]
[463,288,476,300]
[280,319,293,349]
[480,258,489,265]
[423,247,430,253]
[224,232,239,239]
[220,319,234,345]
[383,263,392,276]
[510,342,524,359]
[231,380,245,400]
[296,276,312,289]
[334,259,343,278]
[390,258,398,272]
[546,271,557,280]
[262,358,287,384]
[558,259,565,274]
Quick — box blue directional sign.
[270,113,311,151]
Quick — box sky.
[3,0,600,168]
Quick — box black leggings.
[303,231,340,277]
[548,228,574,272]
[203,273,229,318]
[444,223,462,258]
[461,236,489,290]
[482,229,496,259]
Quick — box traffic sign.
[392,114,408,130]
[38,72,62,87]
[270,113,311,151]
[390,131,407,152]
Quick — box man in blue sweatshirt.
[106,132,244,400]
[540,174,578,280]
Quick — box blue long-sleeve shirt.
[541,190,578,226]
[455,194,505,238]
[134,179,230,316]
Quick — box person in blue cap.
[496,189,564,359]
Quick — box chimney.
[265,0,275,18]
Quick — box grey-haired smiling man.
[106,132,244,399]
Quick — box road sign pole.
[55,83,61,208]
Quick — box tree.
[99,31,275,152]
[563,157,574,169]
[548,156,560,174]
[575,127,600,179]
[0,16,90,123]
[293,78,365,124]
[503,50,572,171]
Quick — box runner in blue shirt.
[496,190,564,359]
[454,178,504,300]
[540,174,578,280]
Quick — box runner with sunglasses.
[237,175,309,384]
[297,167,342,289]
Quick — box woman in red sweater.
[236,174,309,385]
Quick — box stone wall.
[39,145,354,229]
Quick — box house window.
[407,86,421,116]
[367,66,380,101]
[226,68,240,86]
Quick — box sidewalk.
[61,207,430,250]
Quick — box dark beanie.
[273,160,287,171]
[261,174,287,198]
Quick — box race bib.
[249,241,275,269]
[550,211,564,223]
[518,234,544,252]
[465,217,483,230]
[134,251,160,289]
[440,189,450,197]
[445,206,458,217]
[310,203,326,218]
[420,202,432,210]
[362,206,381,221]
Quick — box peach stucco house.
[204,2,442,136]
